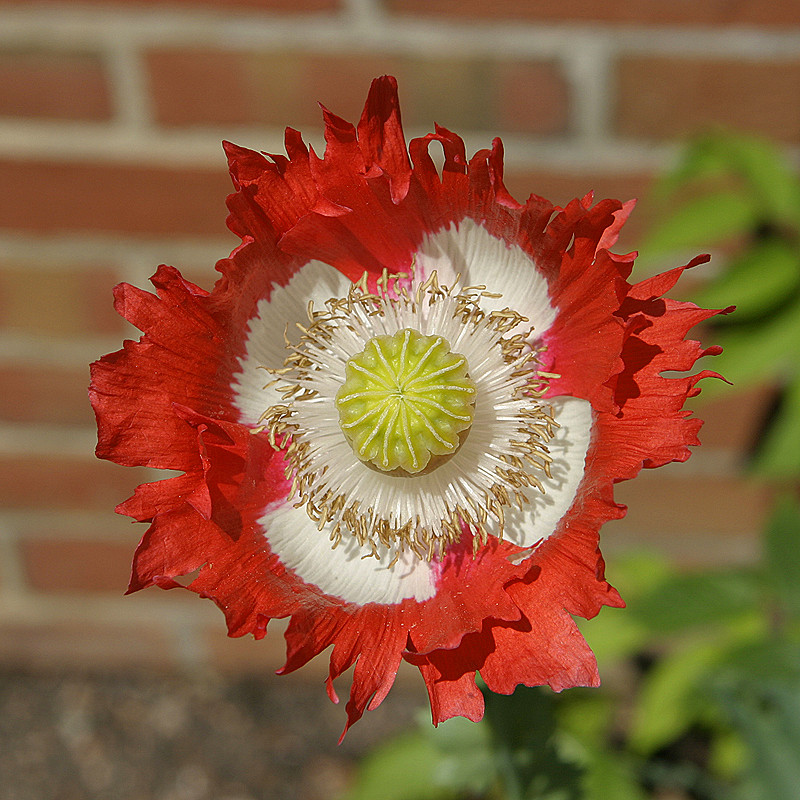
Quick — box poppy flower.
[90,76,725,737]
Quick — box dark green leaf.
[629,639,725,754]
[342,715,495,800]
[341,730,456,800]
[716,681,800,800]
[483,686,583,800]
[698,297,800,401]
[630,570,759,634]
[750,378,800,479]
[693,238,800,322]
[638,191,759,267]
[714,639,800,687]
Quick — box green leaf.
[655,131,800,225]
[698,296,800,401]
[714,639,800,687]
[341,730,455,800]
[424,716,495,795]
[751,379,800,479]
[654,134,737,201]
[578,606,647,667]
[629,638,724,755]
[630,569,759,634]
[483,686,583,800]
[556,691,615,748]
[763,494,800,615]
[341,716,494,800]
[609,552,675,599]
[555,695,647,799]
[638,190,759,266]
[581,748,648,800]
[716,681,800,800]
[693,238,800,322]
[717,134,800,224]
[708,726,748,780]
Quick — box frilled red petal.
[407,646,485,726]
[537,200,629,411]
[90,266,235,470]
[480,602,600,695]
[128,507,231,593]
[599,255,730,478]
[357,75,412,204]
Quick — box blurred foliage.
[638,131,800,478]
[343,131,800,800]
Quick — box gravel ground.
[0,669,423,800]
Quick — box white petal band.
[232,261,353,427]
[231,221,592,605]
[414,218,557,339]
[260,501,437,605]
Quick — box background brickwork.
[0,0,795,676]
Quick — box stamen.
[258,271,556,559]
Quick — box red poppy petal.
[90,266,233,469]
[480,600,600,694]
[408,535,523,654]
[409,650,485,726]
[356,75,412,204]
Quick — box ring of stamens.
[259,270,556,561]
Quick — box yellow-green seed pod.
[336,328,476,474]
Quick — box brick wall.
[0,0,794,675]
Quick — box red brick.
[0,264,123,336]
[0,0,338,9]
[0,620,175,672]
[147,50,394,129]
[614,473,773,539]
[0,366,94,426]
[300,53,408,125]
[299,55,565,134]
[695,383,774,452]
[21,539,133,594]
[0,160,232,237]
[146,49,257,127]
[617,57,800,143]
[386,0,800,26]
[147,49,569,135]
[0,49,112,121]
[494,61,569,135]
[0,456,146,511]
